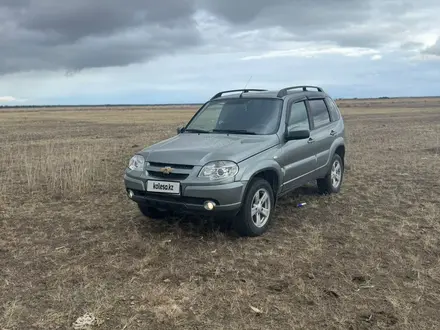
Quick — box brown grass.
[1,98,440,329]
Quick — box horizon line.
[1,95,440,108]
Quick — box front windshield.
[185,98,283,135]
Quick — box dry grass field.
[1,98,440,329]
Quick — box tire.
[137,203,169,219]
[317,153,344,194]
[234,178,275,237]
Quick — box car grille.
[148,162,194,170]
[147,171,189,180]
[146,162,195,181]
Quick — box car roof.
[210,87,329,102]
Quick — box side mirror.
[285,128,310,140]
[176,126,185,134]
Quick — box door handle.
[307,138,315,143]
[330,130,337,136]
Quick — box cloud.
[200,0,370,29]
[0,96,16,102]
[401,41,427,51]
[1,0,440,104]
[0,0,200,74]
[0,96,27,103]
[1,0,440,77]
[241,46,380,61]
[198,0,439,49]
[423,38,440,56]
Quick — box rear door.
[306,97,337,169]
[279,99,317,193]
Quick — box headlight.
[199,161,239,180]
[128,154,145,171]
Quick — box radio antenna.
[240,75,253,98]
[244,75,253,89]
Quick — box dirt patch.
[424,147,440,155]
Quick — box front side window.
[185,98,283,135]
[287,101,310,131]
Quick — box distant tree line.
[2,96,439,109]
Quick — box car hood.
[139,133,280,166]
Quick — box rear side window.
[308,99,331,129]
[287,101,310,130]
[325,97,341,121]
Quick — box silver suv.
[124,86,345,236]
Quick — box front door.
[279,99,317,193]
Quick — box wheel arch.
[334,144,345,166]
[241,166,283,205]
[329,138,345,165]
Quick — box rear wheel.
[317,153,344,194]
[234,178,275,237]
[137,204,169,219]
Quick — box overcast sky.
[1,0,440,105]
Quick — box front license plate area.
[146,180,180,195]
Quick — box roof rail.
[277,85,324,98]
[210,89,268,100]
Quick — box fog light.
[128,189,134,199]
[204,200,216,211]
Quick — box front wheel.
[317,154,344,194]
[234,178,275,237]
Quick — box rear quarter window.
[308,99,331,129]
[325,97,341,121]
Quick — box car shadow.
[134,182,321,239]
[135,211,239,239]
[276,183,321,204]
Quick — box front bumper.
[124,173,245,216]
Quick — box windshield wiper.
[212,129,256,135]
[184,128,211,133]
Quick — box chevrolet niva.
[124,86,345,236]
